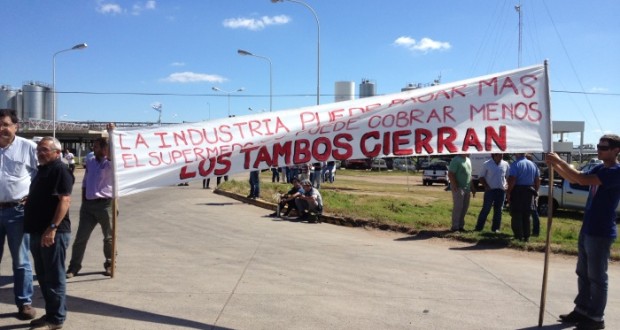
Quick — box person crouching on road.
[294,179,323,222]
[270,178,304,217]
[24,136,74,330]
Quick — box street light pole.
[212,87,244,117]
[271,0,320,105]
[52,43,88,138]
[238,49,273,112]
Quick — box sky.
[1,0,618,145]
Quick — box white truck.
[422,162,449,186]
[537,179,620,216]
[470,153,491,189]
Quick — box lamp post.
[238,49,272,112]
[212,87,244,117]
[271,0,320,105]
[52,43,88,138]
[152,103,163,126]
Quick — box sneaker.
[268,212,278,217]
[17,304,36,320]
[30,315,47,327]
[559,310,590,324]
[66,272,75,279]
[104,267,112,277]
[576,318,605,330]
[30,321,63,330]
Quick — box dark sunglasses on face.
[597,144,612,151]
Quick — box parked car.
[393,158,417,171]
[537,178,620,216]
[580,158,602,173]
[370,158,388,170]
[341,158,372,170]
[422,163,449,186]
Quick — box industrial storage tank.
[0,85,17,110]
[22,82,50,120]
[359,79,376,98]
[334,81,355,103]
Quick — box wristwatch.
[50,223,58,230]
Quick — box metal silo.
[0,85,17,110]
[334,81,355,103]
[22,82,47,120]
[359,79,376,98]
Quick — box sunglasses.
[597,144,612,151]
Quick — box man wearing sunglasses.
[546,134,620,330]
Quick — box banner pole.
[538,60,554,326]
[108,124,119,278]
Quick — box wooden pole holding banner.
[538,60,554,326]
[108,124,118,278]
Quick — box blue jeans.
[574,232,615,320]
[475,189,505,231]
[249,171,260,198]
[0,204,34,308]
[30,231,70,325]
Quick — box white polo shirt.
[0,136,38,202]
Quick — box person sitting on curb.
[269,178,304,217]
[294,179,323,223]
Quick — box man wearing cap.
[295,179,323,222]
[0,109,37,321]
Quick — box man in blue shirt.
[506,153,540,241]
[546,134,620,330]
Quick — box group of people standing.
[448,138,620,330]
[0,109,114,330]
[449,152,541,242]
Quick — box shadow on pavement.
[515,324,573,329]
[393,229,456,241]
[0,287,232,330]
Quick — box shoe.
[17,304,36,320]
[30,321,63,330]
[576,318,605,330]
[104,267,112,276]
[559,310,590,324]
[66,271,76,279]
[268,212,278,217]
[30,315,47,327]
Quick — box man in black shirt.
[24,137,74,330]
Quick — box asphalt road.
[1,174,618,329]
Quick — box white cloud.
[394,36,451,53]
[97,1,123,15]
[589,87,609,93]
[223,15,290,31]
[96,0,156,15]
[170,62,186,67]
[132,0,157,15]
[161,72,226,83]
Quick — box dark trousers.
[510,211,531,240]
[30,232,70,325]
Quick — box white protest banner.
[111,64,550,196]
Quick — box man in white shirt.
[0,108,37,320]
[474,154,510,232]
